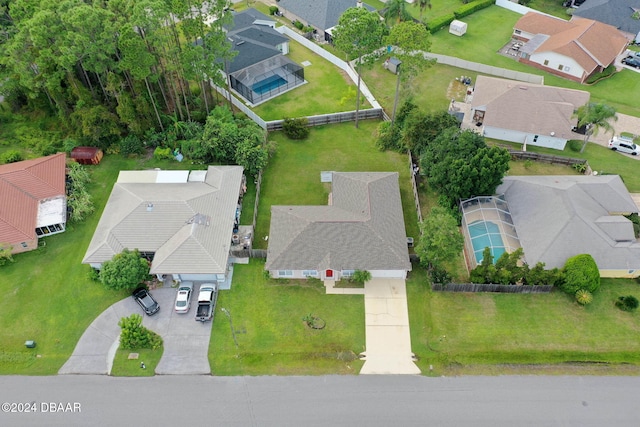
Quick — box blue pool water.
[252,75,287,95]
[468,220,505,263]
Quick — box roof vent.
[519,86,528,90]
[146,203,154,212]
[550,131,555,136]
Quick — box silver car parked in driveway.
[174,281,194,314]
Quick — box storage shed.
[383,57,401,75]
[449,20,467,37]
[70,147,103,165]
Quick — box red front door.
[325,269,333,278]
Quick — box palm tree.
[574,103,617,153]
[384,0,411,24]
[417,0,432,22]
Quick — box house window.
[303,270,318,277]
[342,270,355,278]
[543,59,549,66]
[514,30,521,35]
[558,65,564,71]
[21,242,28,248]
[533,135,539,143]
[565,66,570,72]
[278,270,293,277]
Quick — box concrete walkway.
[359,278,421,375]
[59,287,212,375]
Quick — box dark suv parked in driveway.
[132,287,160,316]
[622,56,640,69]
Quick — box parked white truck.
[195,283,218,322]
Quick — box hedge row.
[454,0,496,20]
[427,0,496,34]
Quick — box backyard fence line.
[407,150,423,227]
[212,83,268,129]
[252,170,263,233]
[432,283,554,293]
[424,53,544,85]
[276,26,381,109]
[232,248,267,259]
[265,108,383,131]
[494,0,556,17]
[509,150,588,168]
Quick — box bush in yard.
[350,270,372,284]
[0,243,14,266]
[66,162,95,222]
[1,150,23,164]
[454,0,496,20]
[561,254,600,295]
[567,140,582,152]
[269,6,278,15]
[153,146,173,161]
[100,249,151,291]
[118,134,145,156]
[426,14,455,34]
[118,314,163,350]
[282,117,310,140]
[575,289,593,305]
[615,295,639,312]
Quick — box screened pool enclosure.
[460,195,522,269]
[229,55,304,105]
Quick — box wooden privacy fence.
[509,150,587,168]
[432,283,554,293]
[232,249,267,259]
[265,108,383,131]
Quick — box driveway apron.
[59,287,212,375]
[359,278,420,375]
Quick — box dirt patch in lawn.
[446,79,468,102]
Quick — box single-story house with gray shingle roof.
[265,172,412,281]
[277,0,376,42]
[495,175,640,278]
[572,0,640,42]
[83,166,245,287]
[223,9,304,105]
[469,75,590,150]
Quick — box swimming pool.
[252,75,287,95]
[468,220,505,263]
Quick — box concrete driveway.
[59,287,212,375]
[359,278,420,375]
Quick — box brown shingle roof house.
[0,153,67,254]
[513,12,628,83]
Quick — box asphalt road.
[1,375,639,426]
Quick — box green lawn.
[252,39,370,121]
[209,259,365,375]
[408,275,640,375]
[256,120,419,248]
[110,346,163,376]
[0,153,199,375]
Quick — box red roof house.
[0,153,67,254]
[513,13,628,83]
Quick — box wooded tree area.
[0,0,235,146]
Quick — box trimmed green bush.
[119,134,145,156]
[269,6,278,15]
[561,254,600,295]
[293,20,304,31]
[153,146,173,161]
[567,140,582,152]
[575,289,593,305]
[454,0,496,20]
[427,14,456,34]
[585,64,616,84]
[615,295,639,312]
[1,150,24,164]
[350,270,372,284]
[282,117,310,140]
[118,314,163,350]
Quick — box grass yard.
[110,346,163,376]
[0,153,197,375]
[209,259,365,375]
[408,275,640,375]
[251,39,370,121]
[256,120,419,248]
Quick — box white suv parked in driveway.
[608,135,640,155]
